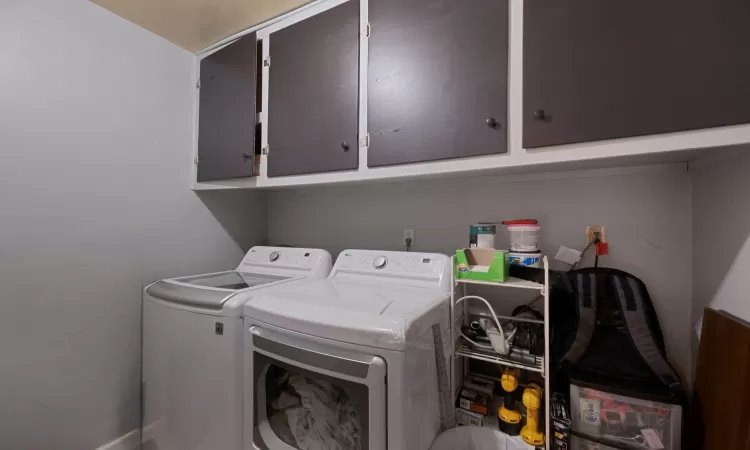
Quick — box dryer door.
[246,326,386,450]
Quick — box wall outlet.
[404,228,415,247]
[586,226,606,245]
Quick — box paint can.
[469,224,496,249]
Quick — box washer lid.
[177,271,289,291]
[145,280,234,309]
[146,271,291,310]
[244,278,450,351]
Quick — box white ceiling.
[90,0,311,52]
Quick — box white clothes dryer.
[142,247,332,450]
[243,250,452,450]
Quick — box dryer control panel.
[331,250,451,291]
[238,247,332,278]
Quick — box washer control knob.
[269,251,281,262]
[373,256,388,269]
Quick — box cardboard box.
[455,249,509,283]
[456,408,485,427]
[464,374,495,396]
[458,388,491,416]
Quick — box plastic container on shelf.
[503,220,540,253]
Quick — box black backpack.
[550,268,683,400]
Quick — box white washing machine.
[142,247,332,450]
[243,250,452,450]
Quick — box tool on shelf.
[458,297,544,365]
[498,368,523,435]
[508,303,544,364]
[551,393,571,450]
[455,295,512,355]
[521,383,545,447]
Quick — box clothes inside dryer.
[258,360,368,450]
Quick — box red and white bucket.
[503,220,540,253]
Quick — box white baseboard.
[95,429,140,450]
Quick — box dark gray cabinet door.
[267,1,360,177]
[524,0,750,149]
[368,0,508,168]
[197,33,257,182]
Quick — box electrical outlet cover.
[404,228,415,246]
[586,226,606,245]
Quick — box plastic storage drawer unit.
[570,384,681,450]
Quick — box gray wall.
[692,149,750,357]
[268,164,693,380]
[0,1,265,448]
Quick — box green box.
[455,248,509,283]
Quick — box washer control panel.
[242,247,312,268]
[238,247,332,278]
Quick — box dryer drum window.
[253,352,370,450]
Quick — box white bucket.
[507,224,540,252]
[430,427,530,450]
[508,251,542,268]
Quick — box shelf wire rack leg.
[543,256,551,450]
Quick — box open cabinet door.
[197,33,257,182]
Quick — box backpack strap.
[612,275,682,390]
[562,272,597,365]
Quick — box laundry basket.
[430,427,533,450]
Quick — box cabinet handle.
[486,117,500,129]
[341,142,350,152]
[534,109,548,121]
[243,152,253,159]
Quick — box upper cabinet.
[523,0,750,148]
[367,0,508,167]
[197,33,257,182]
[193,0,750,189]
[266,0,360,177]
